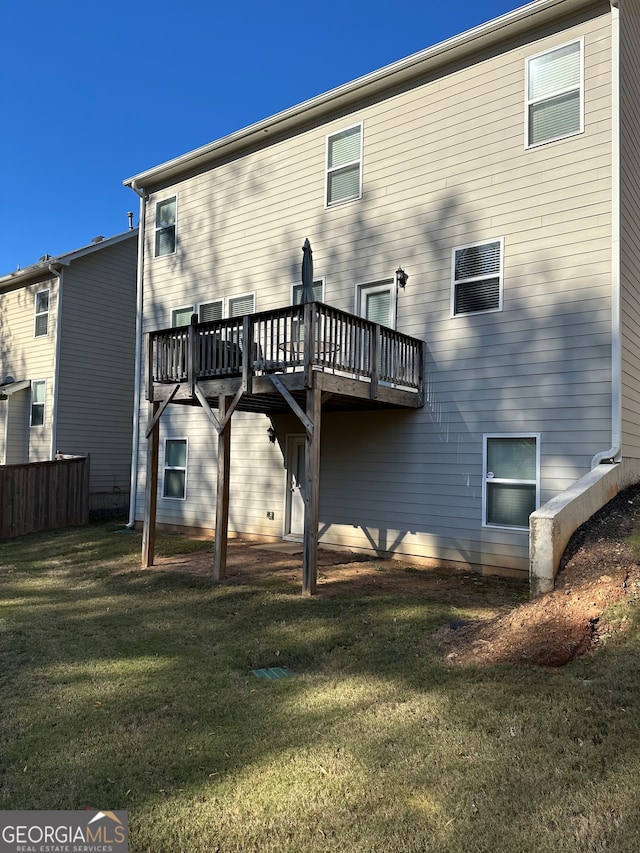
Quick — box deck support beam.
[303,384,322,596]
[213,395,232,581]
[142,400,159,568]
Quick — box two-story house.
[0,230,138,516]
[124,0,640,594]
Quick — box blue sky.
[0,0,520,274]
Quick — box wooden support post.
[142,400,159,568]
[188,313,198,397]
[370,323,380,399]
[213,395,232,581]
[302,383,322,596]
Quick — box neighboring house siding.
[137,6,614,573]
[619,0,640,459]
[0,277,58,463]
[55,238,137,512]
[5,390,30,464]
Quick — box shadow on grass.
[1,524,640,851]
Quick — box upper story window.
[171,306,194,327]
[326,123,363,207]
[228,293,255,317]
[483,435,539,529]
[155,197,177,257]
[199,300,223,322]
[526,39,583,147]
[452,239,503,316]
[172,294,256,327]
[30,380,46,427]
[292,280,324,305]
[34,289,50,337]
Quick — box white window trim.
[162,437,188,501]
[482,433,540,530]
[525,37,584,149]
[450,237,504,318]
[355,277,397,329]
[197,298,224,322]
[325,122,364,208]
[227,291,256,318]
[173,294,257,327]
[154,195,178,258]
[290,277,325,305]
[30,379,46,428]
[171,305,194,327]
[34,288,50,338]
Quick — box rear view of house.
[0,230,138,517]
[125,0,640,592]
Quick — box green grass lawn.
[1,522,640,852]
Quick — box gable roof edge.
[0,229,138,291]
[124,0,596,191]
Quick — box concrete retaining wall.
[529,458,640,596]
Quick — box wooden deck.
[142,302,425,594]
[146,301,424,411]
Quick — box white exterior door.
[359,280,395,327]
[285,435,306,538]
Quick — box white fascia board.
[124,0,594,191]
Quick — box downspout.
[126,182,146,527]
[592,0,621,469]
[48,262,66,460]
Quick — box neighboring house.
[124,0,640,594]
[0,230,138,516]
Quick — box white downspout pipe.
[592,0,621,469]
[126,183,146,527]
[48,262,66,460]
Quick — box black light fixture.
[267,426,276,443]
[396,266,409,289]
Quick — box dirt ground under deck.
[148,485,640,667]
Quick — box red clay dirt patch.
[147,485,640,668]
[439,485,640,667]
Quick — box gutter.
[124,0,594,191]
[48,261,68,460]
[126,183,146,528]
[592,0,621,469]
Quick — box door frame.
[283,433,306,539]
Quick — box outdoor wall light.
[396,267,409,289]
[267,426,276,443]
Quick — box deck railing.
[148,302,423,394]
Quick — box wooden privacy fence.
[0,455,90,539]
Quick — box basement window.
[483,435,539,529]
[163,438,187,500]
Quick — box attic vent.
[92,236,104,244]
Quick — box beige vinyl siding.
[5,390,30,464]
[55,236,137,509]
[138,5,613,575]
[619,0,640,458]
[0,277,57,463]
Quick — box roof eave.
[0,229,138,291]
[124,0,594,191]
